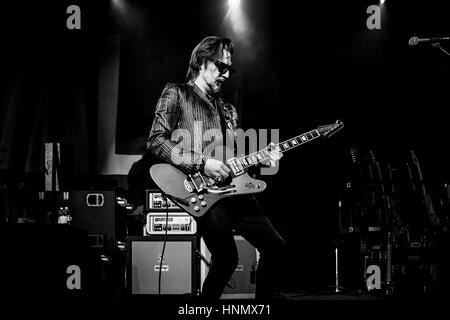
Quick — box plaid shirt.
[147,82,238,173]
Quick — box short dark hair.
[186,36,234,81]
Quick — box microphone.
[408,36,450,46]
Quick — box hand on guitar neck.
[203,142,283,182]
[265,142,283,167]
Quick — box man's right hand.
[203,158,230,181]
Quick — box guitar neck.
[228,129,321,174]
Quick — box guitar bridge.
[188,172,211,193]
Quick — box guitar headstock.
[318,119,344,138]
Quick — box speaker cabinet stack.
[126,190,199,295]
[127,190,259,299]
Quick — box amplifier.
[146,189,182,211]
[146,212,197,235]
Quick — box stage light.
[112,0,124,10]
[223,0,246,36]
[380,0,385,4]
[228,0,241,11]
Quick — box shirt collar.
[188,81,217,110]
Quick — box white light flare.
[228,0,241,11]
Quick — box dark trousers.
[196,196,287,302]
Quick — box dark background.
[1,0,449,294]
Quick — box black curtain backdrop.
[0,0,108,178]
[1,0,449,293]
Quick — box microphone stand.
[431,42,450,57]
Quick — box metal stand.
[332,241,346,293]
[316,239,349,295]
[431,42,450,57]
[385,232,394,296]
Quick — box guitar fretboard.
[227,129,321,174]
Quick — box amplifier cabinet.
[36,190,118,254]
[67,191,117,254]
[126,236,199,295]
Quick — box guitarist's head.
[186,36,235,95]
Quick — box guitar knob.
[201,201,207,207]
[198,195,204,200]
[194,206,200,212]
[191,197,197,203]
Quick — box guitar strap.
[215,99,227,139]
[215,99,236,153]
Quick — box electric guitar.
[150,120,344,217]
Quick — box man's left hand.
[266,142,282,167]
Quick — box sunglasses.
[213,60,236,75]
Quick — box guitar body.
[150,163,266,217]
